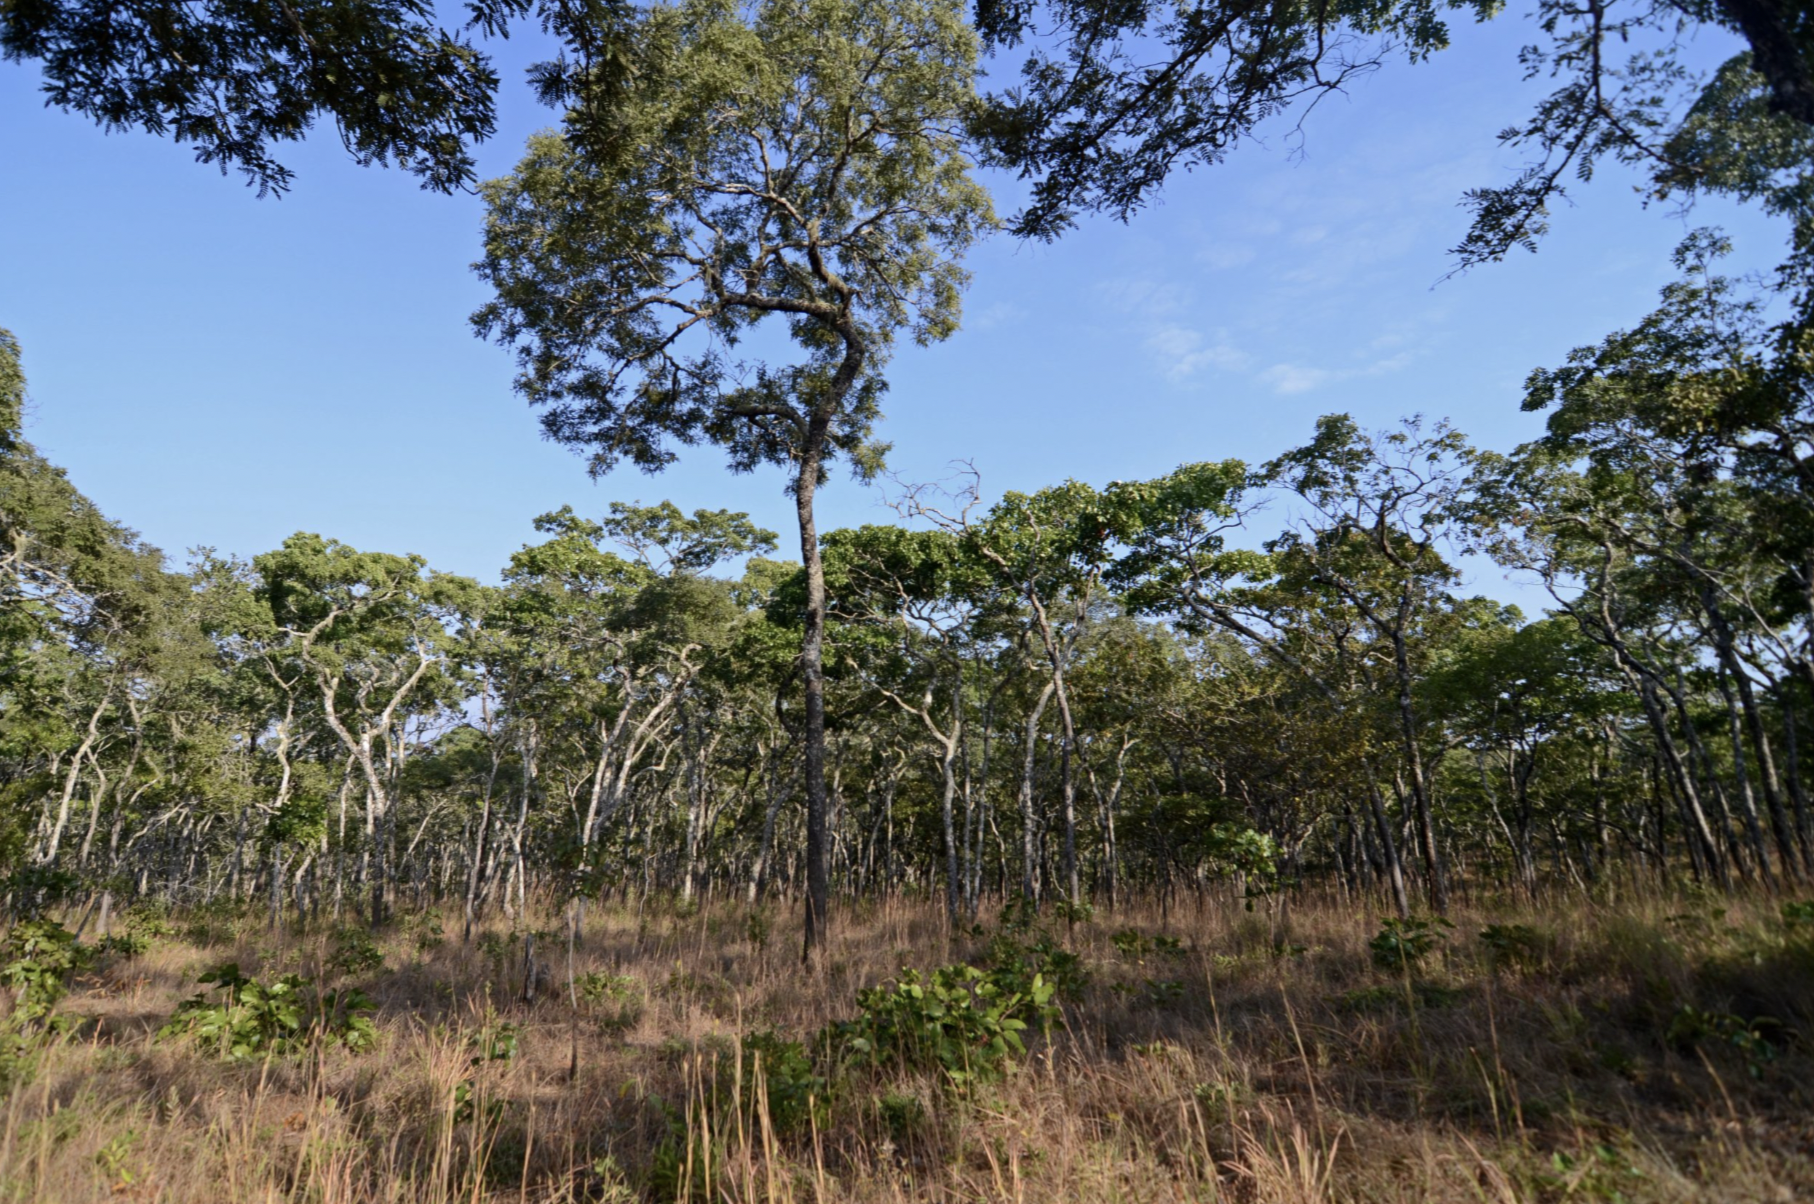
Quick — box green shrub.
[404,908,445,955]
[99,909,174,960]
[1143,978,1186,1007]
[328,927,385,978]
[1665,1005,1781,1078]
[573,971,644,1033]
[877,1090,927,1140]
[987,932,1089,1001]
[737,1029,827,1134]
[158,962,376,1059]
[1111,928,1185,964]
[836,963,1058,1088]
[1369,917,1453,974]
[1479,922,1548,969]
[470,1019,521,1064]
[1,919,89,1029]
[998,896,1039,934]
[1110,929,1148,961]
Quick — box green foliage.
[987,931,1090,1001]
[2,867,80,912]
[328,928,386,978]
[1110,928,1184,965]
[99,909,175,961]
[474,0,994,484]
[572,971,644,1034]
[1479,923,1548,969]
[998,896,1041,934]
[877,1090,927,1140]
[744,907,772,951]
[403,908,445,955]
[836,962,1058,1088]
[1537,1142,1648,1201]
[1,919,90,1028]
[158,963,376,1060]
[450,1079,505,1127]
[1142,978,1186,1007]
[1369,917,1454,975]
[0,0,519,195]
[93,1129,141,1190]
[737,1030,828,1135]
[1781,901,1814,929]
[1665,1006,1781,1078]
[469,1020,522,1064]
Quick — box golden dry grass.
[4,884,1811,1203]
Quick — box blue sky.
[0,10,1788,603]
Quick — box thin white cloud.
[1098,276,1191,317]
[1147,324,1251,381]
[1258,350,1418,395]
[1197,243,1258,270]
[969,301,1026,331]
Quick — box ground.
[2,884,1811,1202]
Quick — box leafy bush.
[470,1019,522,1064]
[737,1029,827,1134]
[1479,923,1548,969]
[1781,900,1814,929]
[877,1090,927,1139]
[836,963,1058,1088]
[573,971,645,1033]
[2,867,79,911]
[1,919,90,1029]
[328,927,385,978]
[998,896,1040,934]
[450,1079,505,1126]
[987,932,1089,1001]
[1665,1005,1781,1077]
[404,908,445,955]
[158,963,376,1059]
[1369,917,1453,974]
[99,909,174,960]
[1143,978,1186,1007]
[1110,929,1185,964]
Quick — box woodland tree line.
[5,0,1814,955]
[5,217,1814,944]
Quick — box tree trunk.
[794,419,833,960]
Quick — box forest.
[4,0,1814,1199]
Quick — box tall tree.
[472,0,993,958]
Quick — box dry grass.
[3,884,1812,1202]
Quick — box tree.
[971,0,1814,265]
[250,533,475,925]
[6,0,499,193]
[472,0,993,958]
[825,523,981,922]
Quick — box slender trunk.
[1702,592,1800,880]
[1363,759,1412,919]
[1017,680,1056,905]
[43,691,108,866]
[1716,670,1777,886]
[796,424,831,961]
